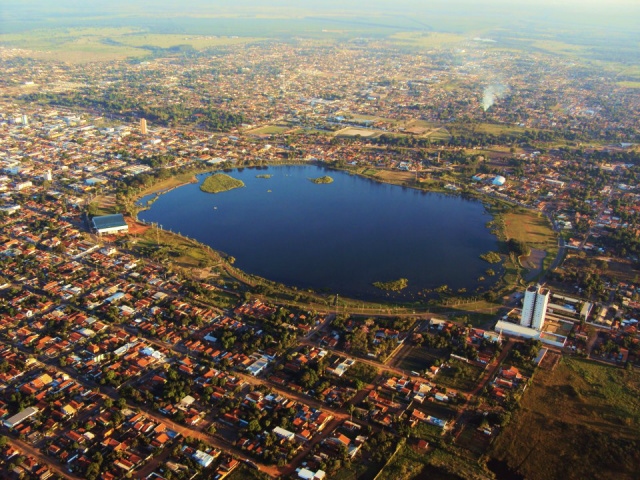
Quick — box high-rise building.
[520,285,550,330]
[140,118,147,135]
[22,115,28,126]
[43,170,52,182]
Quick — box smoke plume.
[482,84,509,111]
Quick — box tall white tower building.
[520,285,550,330]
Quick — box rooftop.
[92,214,127,230]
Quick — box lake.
[138,165,500,300]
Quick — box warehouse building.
[92,214,129,236]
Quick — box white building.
[520,285,550,330]
[3,407,38,428]
[92,214,129,235]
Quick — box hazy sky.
[2,0,640,34]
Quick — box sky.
[1,0,640,35]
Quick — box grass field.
[135,223,220,271]
[450,122,529,138]
[617,81,640,89]
[389,32,467,50]
[138,172,199,198]
[436,360,484,392]
[246,125,292,135]
[490,357,640,480]
[0,27,264,62]
[377,442,490,480]
[361,169,415,184]
[334,127,380,138]
[114,33,264,49]
[439,300,503,328]
[399,346,440,373]
[502,209,557,270]
[225,464,268,480]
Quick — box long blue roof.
[92,214,127,230]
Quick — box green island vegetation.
[490,357,640,480]
[256,174,273,179]
[309,175,334,184]
[373,278,409,291]
[200,173,245,194]
[480,251,501,264]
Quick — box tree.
[507,238,530,256]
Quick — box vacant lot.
[503,210,555,250]
[503,209,557,270]
[369,169,415,184]
[334,127,380,138]
[138,172,199,197]
[398,346,440,373]
[490,357,640,480]
[436,360,484,392]
[377,442,491,480]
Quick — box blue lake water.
[138,165,500,300]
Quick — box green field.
[200,173,245,194]
[502,209,557,270]
[490,357,640,480]
[450,122,529,138]
[617,81,640,89]
[0,27,264,62]
[247,125,292,135]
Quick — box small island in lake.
[200,173,245,194]
[256,174,273,179]
[373,278,409,291]
[309,175,334,184]
[480,251,501,264]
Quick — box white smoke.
[482,84,509,111]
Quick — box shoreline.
[132,162,512,304]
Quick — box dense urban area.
[0,13,640,480]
